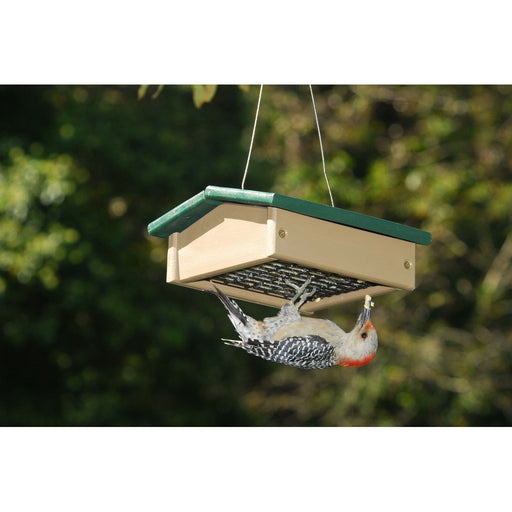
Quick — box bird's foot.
[285,276,316,308]
[296,286,317,309]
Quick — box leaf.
[192,85,218,108]
[138,85,164,100]
[238,85,250,93]
[151,85,164,99]
[138,85,149,100]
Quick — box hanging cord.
[241,84,335,208]
[309,85,335,207]
[241,84,264,189]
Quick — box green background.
[1,85,511,426]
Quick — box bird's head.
[337,295,378,367]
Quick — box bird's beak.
[358,294,373,328]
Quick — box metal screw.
[278,229,287,239]
[404,260,412,269]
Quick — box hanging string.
[241,85,335,208]
[241,84,263,189]
[309,85,335,207]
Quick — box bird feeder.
[147,185,431,313]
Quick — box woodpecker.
[211,277,378,369]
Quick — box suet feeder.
[147,185,431,313]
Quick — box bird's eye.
[361,332,368,339]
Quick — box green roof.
[148,186,432,245]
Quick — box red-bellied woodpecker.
[211,277,378,369]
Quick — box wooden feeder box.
[147,186,431,313]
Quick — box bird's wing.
[245,335,336,369]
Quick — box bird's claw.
[285,276,316,308]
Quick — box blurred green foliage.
[0,85,511,426]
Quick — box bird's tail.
[211,282,263,343]
[210,283,248,326]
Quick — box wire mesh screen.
[211,261,375,304]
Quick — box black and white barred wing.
[244,335,337,370]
